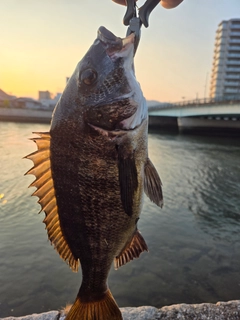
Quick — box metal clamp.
[123,0,159,55]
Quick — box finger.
[112,0,183,9]
[112,0,128,5]
[160,0,183,9]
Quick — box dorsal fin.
[114,229,148,270]
[24,132,80,272]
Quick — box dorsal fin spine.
[29,170,51,188]
[43,207,57,224]
[39,196,55,211]
[25,132,79,272]
[45,215,58,231]
[31,178,52,198]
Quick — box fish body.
[26,27,163,320]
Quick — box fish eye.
[80,69,98,85]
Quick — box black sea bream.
[26,26,163,320]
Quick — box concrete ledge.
[1,300,240,320]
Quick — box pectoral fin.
[114,229,148,269]
[25,132,80,272]
[144,158,163,208]
[117,147,138,216]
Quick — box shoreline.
[2,300,240,319]
[0,107,52,124]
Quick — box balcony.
[227,53,240,58]
[226,67,240,72]
[224,87,240,93]
[225,74,240,80]
[227,60,240,66]
[212,60,223,67]
[224,81,240,86]
[230,31,240,36]
[229,38,240,44]
[215,51,229,60]
[228,45,240,52]
[211,73,221,81]
[230,24,240,29]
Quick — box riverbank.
[2,300,240,319]
[0,108,52,124]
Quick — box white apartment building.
[210,18,240,100]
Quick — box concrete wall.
[2,301,240,320]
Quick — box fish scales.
[51,119,144,254]
[26,26,163,320]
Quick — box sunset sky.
[1,0,240,103]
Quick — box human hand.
[112,0,184,9]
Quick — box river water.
[0,121,240,317]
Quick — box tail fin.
[65,289,122,320]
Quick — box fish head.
[51,27,147,133]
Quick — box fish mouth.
[88,123,128,139]
[88,119,142,140]
[97,26,135,57]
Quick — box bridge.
[148,97,240,134]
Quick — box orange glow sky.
[1,0,240,103]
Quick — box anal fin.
[144,157,163,208]
[114,229,148,270]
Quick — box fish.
[25,26,163,320]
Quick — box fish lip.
[98,26,123,51]
[97,26,135,57]
[88,123,128,137]
[92,92,134,108]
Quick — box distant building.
[39,90,55,109]
[38,90,53,100]
[54,93,62,103]
[210,19,240,100]
[39,92,61,110]
[12,97,42,109]
[0,89,16,104]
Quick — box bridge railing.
[148,95,240,112]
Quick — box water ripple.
[1,123,240,317]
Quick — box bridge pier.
[148,115,240,136]
[148,116,178,131]
[178,117,240,135]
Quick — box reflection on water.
[0,122,240,317]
